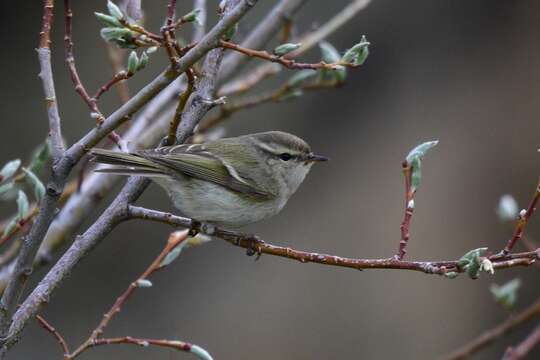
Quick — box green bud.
[127,51,139,74]
[100,27,133,43]
[410,157,422,192]
[406,140,439,165]
[287,70,317,88]
[159,245,184,267]
[0,182,15,198]
[182,9,201,23]
[28,142,50,176]
[147,46,158,54]
[444,271,459,279]
[137,51,149,70]
[2,217,19,238]
[135,279,153,288]
[16,190,29,220]
[0,159,21,182]
[94,12,122,27]
[222,23,238,41]
[190,345,213,360]
[273,43,302,56]
[319,42,346,82]
[107,0,124,20]
[319,41,341,63]
[279,89,304,101]
[342,35,370,65]
[490,278,521,309]
[22,168,45,202]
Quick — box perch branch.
[127,206,539,275]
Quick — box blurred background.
[2,0,540,359]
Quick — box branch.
[64,0,125,149]
[0,0,64,336]
[504,324,540,360]
[36,315,69,358]
[442,297,540,360]
[192,0,207,42]
[3,0,260,352]
[202,79,341,132]
[218,0,372,95]
[127,206,539,275]
[68,231,189,359]
[220,40,359,70]
[294,0,372,55]
[504,178,540,253]
[219,0,308,80]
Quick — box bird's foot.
[244,234,265,260]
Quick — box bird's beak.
[307,153,330,162]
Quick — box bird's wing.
[137,144,273,198]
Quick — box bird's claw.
[245,235,264,260]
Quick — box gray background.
[1,0,540,359]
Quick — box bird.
[90,131,328,228]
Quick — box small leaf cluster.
[0,142,49,238]
[490,278,521,309]
[456,247,492,279]
[96,1,149,49]
[405,140,439,193]
[280,37,371,100]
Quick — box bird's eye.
[279,153,292,161]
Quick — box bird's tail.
[89,149,166,177]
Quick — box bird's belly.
[154,177,284,228]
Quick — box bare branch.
[442,298,540,360]
[220,0,308,80]
[504,178,540,253]
[127,206,539,275]
[220,40,359,70]
[503,324,540,360]
[193,0,207,42]
[294,0,372,55]
[36,315,70,357]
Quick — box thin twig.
[127,206,539,275]
[167,69,195,145]
[220,40,358,70]
[68,231,189,359]
[504,178,540,253]
[503,323,540,360]
[93,71,131,101]
[219,0,308,80]
[104,44,131,103]
[202,79,340,131]
[193,0,207,42]
[64,0,125,149]
[397,161,414,260]
[36,315,69,358]
[162,0,179,68]
[218,63,281,96]
[442,298,540,360]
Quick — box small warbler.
[90,131,327,228]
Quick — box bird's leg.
[244,234,265,260]
[211,227,266,260]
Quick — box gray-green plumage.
[90,131,327,228]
